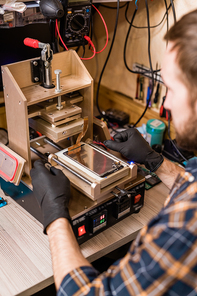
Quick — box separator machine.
[1,39,145,244]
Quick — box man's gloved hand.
[104,128,164,172]
[30,159,71,234]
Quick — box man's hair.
[164,9,197,97]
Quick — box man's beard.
[175,117,197,151]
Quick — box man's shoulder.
[185,157,197,176]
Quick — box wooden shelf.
[22,75,91,106]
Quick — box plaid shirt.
[58,158,197,296]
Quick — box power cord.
[170,0,176,23]
[95,0,120,117]
[164,0,169,37]
[123,4,161,78]
[167,111,187,162]
[133,0,155,127]
[125,1,172,29]
[100,2,128,9]
[124,0,174,127]
[123,7,138,75]
[124,0,172,78]
[91,4,108,54]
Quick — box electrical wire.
[93,141,109,150]
[123,5,161,79]
[125,0,171,76]
[123,7,138,75]
[125,2,130,24]
[90,6,94,48]
[170,0,176,23]
[81,44,85,58]
[123,0,170,84]
[81,36,96,60]
[126,3,172,28]
[99,2,128,9]
[167,111,187,162]
[95,0,120,116]
[164,0,171,45]
[135,0,138,9]
[133,0,155,127]
[92,4,108,54]
[55,19,68,51]
[164,0,169,35]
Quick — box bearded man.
[31,9,197,296]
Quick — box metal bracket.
[31,59,41,83]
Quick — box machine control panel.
[90,209,107,233]
[72,180,145,244]
[114,195,132,219]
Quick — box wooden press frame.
[2,50,93,185]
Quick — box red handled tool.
[24,38,40,48]
[160,96,171,120]
[24,38,54,88]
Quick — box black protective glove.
[30,159,71,234]
[104,128,164,172]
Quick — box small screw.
[33,61,38,66]
[45,61,49,67]
[34,77,39,82]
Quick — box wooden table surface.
[0,182,169,296]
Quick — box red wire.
[92,4,108,54]
[80,36,96,60]
[56,19,68,51]
[93,141,110,151]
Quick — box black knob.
[70,14,85,32]
[40,0,64,19]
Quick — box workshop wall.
[83,0,197,114]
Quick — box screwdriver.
[153,82,160,104]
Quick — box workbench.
[0,180,169,296]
